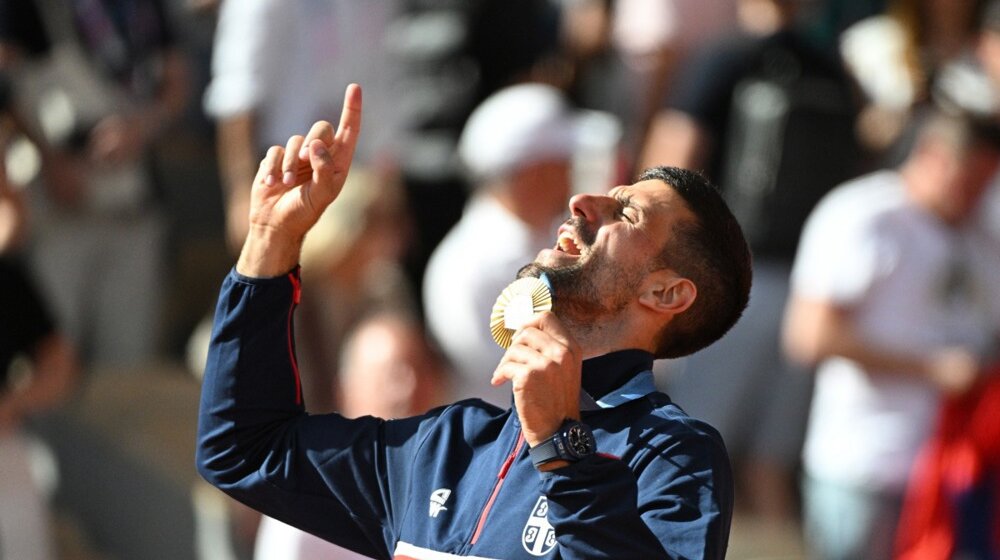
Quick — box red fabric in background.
[895,368,1000,560]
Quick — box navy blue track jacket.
[196,269,734,559]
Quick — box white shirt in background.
[793,170,1000,491]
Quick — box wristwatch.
[528,419,596,468]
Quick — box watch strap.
[528,435,563,468]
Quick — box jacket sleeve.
[541,424,733,559]
[195,268,431,560]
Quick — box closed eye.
[615,193,638,223]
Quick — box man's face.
[519,179,694,324]
[339,319,441,419]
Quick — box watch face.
[565,424,595,458]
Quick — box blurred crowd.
[1,0,1000,559]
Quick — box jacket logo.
[429,488,451,518]
[522,496,556,556]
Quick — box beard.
[517,218,644,328]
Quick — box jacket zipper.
[469,430,525,545]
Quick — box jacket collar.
[578,349,657,412]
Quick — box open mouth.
[555,231,583,256]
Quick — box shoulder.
[612,394,734,516]
[614,393,731,471]
[648,394,726,448]
[798,170,907,258]
[811,171,906,224]
[792,171,912,296]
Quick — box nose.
[568,192,619,223]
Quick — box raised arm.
[197,85,410,557]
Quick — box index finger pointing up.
[297,84,363,186]
[298,83,362,159]
[337,83,363,138]
[333,83,362,162]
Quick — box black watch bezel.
[529,419,596,468]
[564,422,596,459]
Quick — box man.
[783,108,1000,560]
[197,84,752,559]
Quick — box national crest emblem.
[521,496,557,556]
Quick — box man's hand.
[926,347,982,395]
[491,312,583,456]
[236,84,362,277]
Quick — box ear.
[638,272,697,317]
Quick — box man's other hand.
[237,84,362,277]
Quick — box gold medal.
[489,276,553,349]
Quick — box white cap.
[458,83,579,182]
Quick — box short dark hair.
[638,166,753,359]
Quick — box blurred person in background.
[540,0,739,186]
[0,127,79,560]
[253,311,449,560]
[782,107,1000,560]
[608,0,739,161]
[422,83,579,405]
[555,0,637,167]
[336,312,449,422]
[0,0,188,368]
[886,16,1000,555]
[639,0,863,523]
[840,0,986,159]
